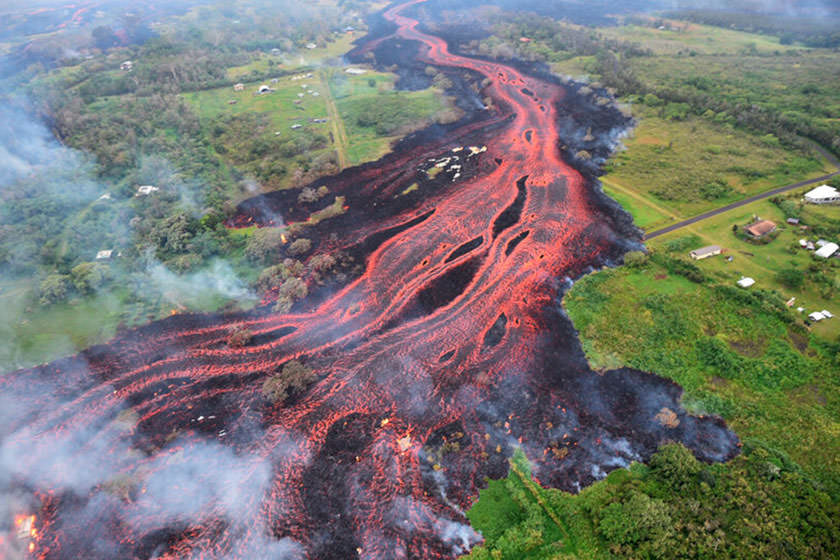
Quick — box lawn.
[602,105,833,221]
[0,278,124,372]
[600,18,802,56]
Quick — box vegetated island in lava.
[0,1,739,559]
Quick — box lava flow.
[0,2,739,559]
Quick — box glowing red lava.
[0,2,738,559]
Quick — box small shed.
[815,242,838,259]
[787,217,800,225]
[804,184,840,205]
[689,245,722,260]
[745,220,777,238]
[136,185,159,196]
[737,277,755,288]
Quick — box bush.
[39,274,71,305]
[287,238,312,256]
[776,267,804,289]
[274,276,308,312]
[227,324,252,348]
[70,262,110,294]
[623,250,648,268]
[245,228,286,264]
[261,359,316,403]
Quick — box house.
[345,67,367,75]
[822,310,834,319]
[96,250,113,260]
[787,217,800,225]
[257,85,272,94]
[689,245,722,260]
[799,239,808,248]
[227,99,238,105]
[745,219,777,238]
[806,241,815,251]
[305,43,317,49]
[136,185,159,196]
[120,60,133,71]
[737,277,755,288]
[519,37,532,43]
[291,124,303,130]
[233,83,245,91]
[804,184,840,204]
[809,311,826,322]
[815,242,839,259]
[97,193,111,201]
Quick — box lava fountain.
[0,1,738,559]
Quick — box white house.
[689,245,722,260]
[804,184,840,204]
[120,60,133,71]
[95,250,113,260]
[809,311,826,322]
[737,277,755,288]
[815,242,838,259]
[345,67,367,75]
[136,185,159,196]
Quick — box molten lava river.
[0,2,739,559]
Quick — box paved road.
[644,170,840,240]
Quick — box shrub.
[261,359,316,403]
[39,274,71,305]
[70,262,110,294]
[776,267,804,289]
[245,228,285,264]
[227,324,252,348]
[287,238,312,256]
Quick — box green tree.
[245,228,286,264]
[776,267,804,289]
[70,262,110,294]
[39,274,71,305]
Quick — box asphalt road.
[644,170,840,241]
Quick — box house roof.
[690,245,721,257]
[815,242,839,258]
[737,277,755,288]
[805,185,839,199]
[745,220,776,237]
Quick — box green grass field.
[600,18,803,56]
[603,106,833,222]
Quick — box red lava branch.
[0,2,738,559]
